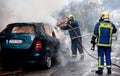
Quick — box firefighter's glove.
[90,36,96,44]
[65,21,68,24]
[91,40,95,44]
[60,26,63,30]
[67,21,70,24]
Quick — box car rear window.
[11,26,34,34]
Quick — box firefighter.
[60,14,84,59]
[91,11,117,74]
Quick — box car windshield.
[11,26,34,34]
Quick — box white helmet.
[68,14,74,20]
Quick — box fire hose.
[69,25,120,68]
[57,21,120,69]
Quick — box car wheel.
[43,53,52,69]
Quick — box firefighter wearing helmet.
[91,11,117,74]
[60,14,84,59]
[99,11,110,22]
[68,14,74,20]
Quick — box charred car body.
[0,23,60,69]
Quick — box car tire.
[43,52,52,69]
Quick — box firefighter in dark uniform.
[60,14,84,59]
[91,11,117,74]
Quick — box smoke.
[111,9,120,24]
[0,0,66,30]
[103,0,120,11]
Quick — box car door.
[43,24,57,53]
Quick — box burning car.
[0,22,60,69]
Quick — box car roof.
[7,22,45,27]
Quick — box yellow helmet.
[100,11,109,19]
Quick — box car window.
[35,25,46,37]
[11,26,34,34]
[44,25,52,36]
[1,26,13,34]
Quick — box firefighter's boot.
[95,70,103,74]
[72,54,77,58]
[107,70,111,74]
[80,53,84,60]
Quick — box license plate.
[9,39,23,44]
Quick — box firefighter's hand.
[65,21,68,24]
[91,35,96,44]
[90,40,95,44]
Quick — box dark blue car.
[0,23,60,69]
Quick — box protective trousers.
[71,38,83,55]
[98,46,111,71]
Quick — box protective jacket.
[93,19,117,47]
[61,20,81,40]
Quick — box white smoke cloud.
[111,9,120,24]
[0,0,66,29]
